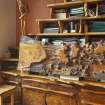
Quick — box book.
[54,9,67,19]
[99,4,105,15]
[60,75,80,81]
[69,7,85,16]
[89,21,105,32]
[43,28,59,33]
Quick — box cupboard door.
[79,89,105,105]
[22,88,46,105]
[46,93,77,105]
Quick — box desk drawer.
[22,78,77,96]
[22,87,46,105]
[79,89,105,105]
[46,93,77,105]
[22,86,78,105]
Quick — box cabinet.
[22,76,78,105]
[79,86,105,105]
[22,76,105,105]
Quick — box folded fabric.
[18,43,47,71]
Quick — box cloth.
[18,43,47,71]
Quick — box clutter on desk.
[18,36,105,81]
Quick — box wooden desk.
[1,70,105,105]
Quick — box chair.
[0,84,16,105]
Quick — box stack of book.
[71,0,82,1]
[90,21,105,32]
[65,21,79,33]
[43,23,59,33]
[69,7,84,16]
[54,9,66,19]
[99,4,105,15]
[44,28,59,33]
[66,0,82,1]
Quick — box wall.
[0,0,16,58]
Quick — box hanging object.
[17,0,29,35]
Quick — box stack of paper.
[70,7,84,16]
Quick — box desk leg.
[10,94,14,105]
[0,96,3,105]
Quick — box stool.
[0,85,16,105]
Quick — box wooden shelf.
[37,0,105,37]
[36,33,84,36]
[36,18,59,22]
[37,18,79,23]
[36,32,105,37]
[86,32,105,36]
[47,1,84,9]
[37,16,105,23]
[84,16,105,20]
[47,0,104,9]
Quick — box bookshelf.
[47,0,103,9]
[36,0,105,36]
[35,1,105,80]
[37,17,105,36]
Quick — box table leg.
[10,94,14,105]
[0,96,3,105]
